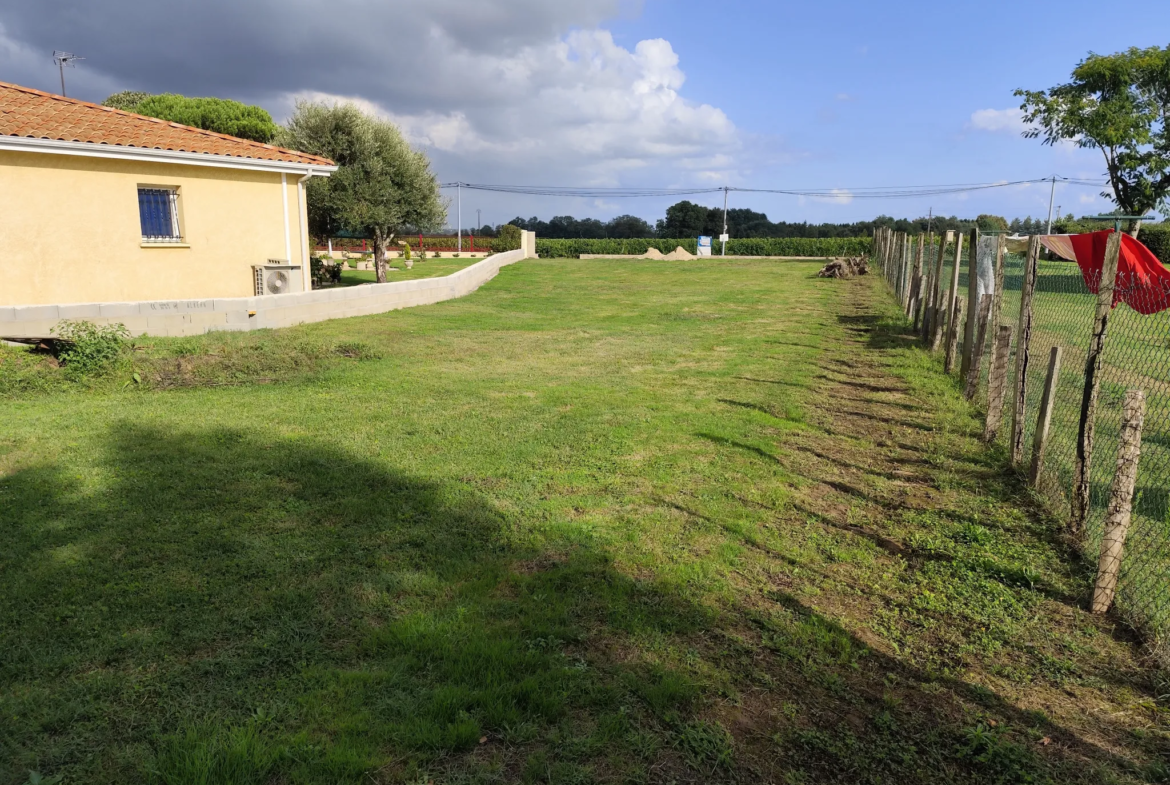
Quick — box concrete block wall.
[1,246,530,339]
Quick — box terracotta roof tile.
[0,81,333,167]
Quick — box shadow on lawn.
[1,422,1164,783]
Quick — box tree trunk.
[374,227,387,284]
[1128,219,1142,239]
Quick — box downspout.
[297,172,312,292]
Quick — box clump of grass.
[0,327,383,396]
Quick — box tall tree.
[278,102,446,283]
[128,94,279,143]
[101,91,151,112]
[1017,46,1170,237]
[658,200,710,237]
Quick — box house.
[0,81,336,308]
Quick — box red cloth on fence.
[1068,230,1170,315]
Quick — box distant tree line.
[502,202,1025,239]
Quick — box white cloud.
[1079,193,1097,204]
[285,30,741,187]
[835,93,855,102]
[969,107,1027,134]
[813,189,853,205]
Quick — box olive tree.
[278,102,446,282]
[1017,46,1170,236]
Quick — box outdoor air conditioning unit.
[253,261,304,296]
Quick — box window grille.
[138,187,182,242]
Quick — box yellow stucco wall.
[0,150,310,306]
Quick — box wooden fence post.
[1072,231,1123,534]
[961,228,981,381]
[1090,389,1146,614]
[944,297,963,374]
[941,231,965,354]
[1029,346,1063,485]
[920,232,936,340]
[1010,236,1041,466]
[964,293,993,399]
[989,234,1007,335]
[929,231,953,349]
[909,232,925,323]
[902,234,913,311]
[983,325,1014,442]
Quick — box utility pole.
[477,208,481,233]
[457,182,462,253]
[926,206,933,236]
[721,186,729,257]
[52,51,83,97]
[1045,175,1062,235]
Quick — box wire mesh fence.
[871,228,1170,653]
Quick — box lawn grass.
[335,257,481,286]
[2,259,1168,784]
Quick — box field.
[2,259,1168,784]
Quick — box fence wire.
[872,232,1170,649]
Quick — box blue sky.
[3,0,1168,228]
[592,0,1170,224]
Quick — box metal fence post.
[1090,389,1146,614]
[1010,236,1041,467]
[1029,346,1063,485]
[1072,231,1123,534]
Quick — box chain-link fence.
[871,228,1170,654]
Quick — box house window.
[138,187,183,242]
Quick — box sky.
[2,0,1169,229]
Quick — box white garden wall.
[0,242,532,339]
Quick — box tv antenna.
[52,51,84,97]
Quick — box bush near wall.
[532,237,873,258]
[1138,225,1170,264]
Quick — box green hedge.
[531,237,872,258]
[1139,225,1170,264]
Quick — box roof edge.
[0,135,338,175]
[0,80,334,167]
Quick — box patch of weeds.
[950,522,995,546]
[53,320,130,378]
[956,723,1050,785]
[674,719,734,772]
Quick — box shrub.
[532,236,872,259]
[1139,224,1170,264]
[493,224,523,252]
[51,320,131,377]
[101,90,151,112]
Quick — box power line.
[440,177,1110,200]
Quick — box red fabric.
[1068,230,1170,315]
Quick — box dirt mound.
[662,246,696,261]
[642,247,665,259]
[817,256,869,278]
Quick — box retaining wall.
[0,245,530,339]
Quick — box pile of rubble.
[816,257,869,278]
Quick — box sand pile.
[661,246,695,261]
